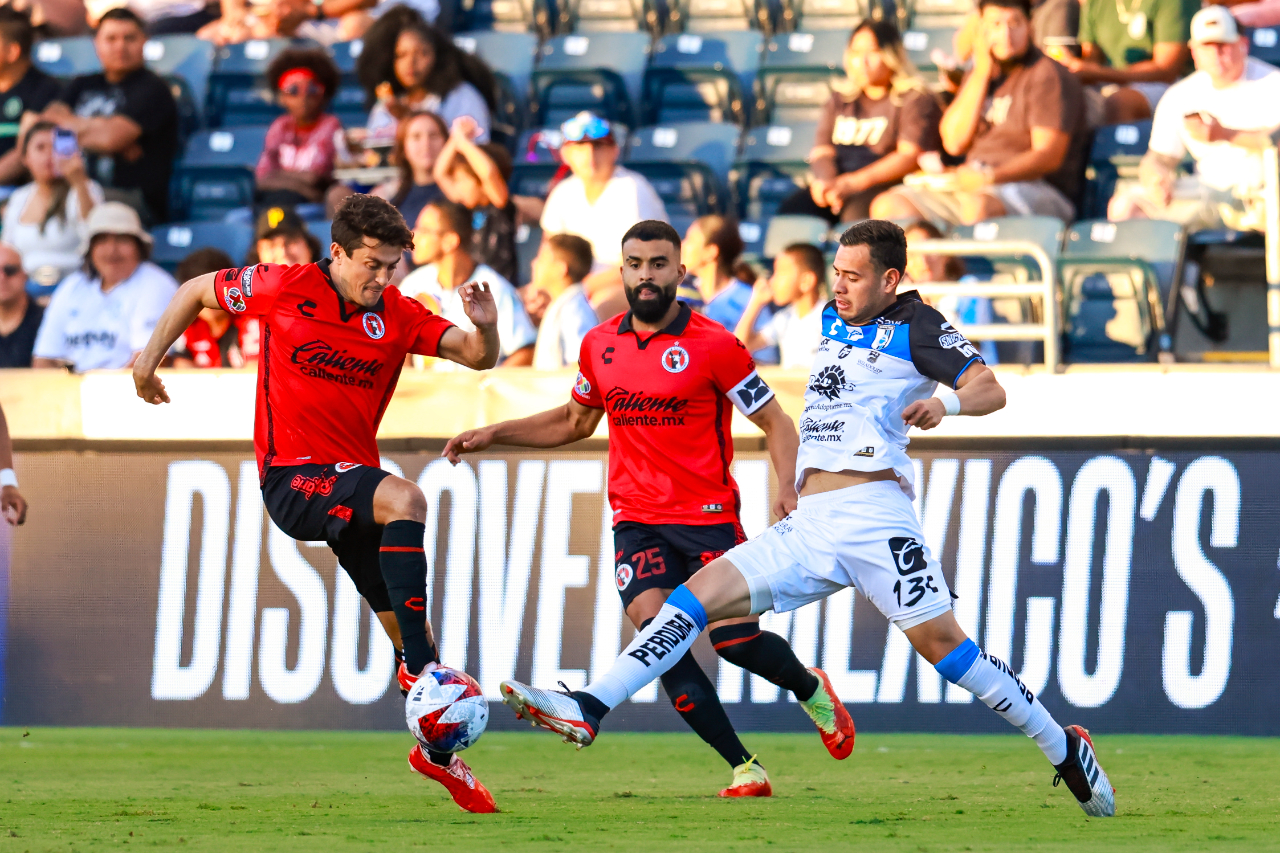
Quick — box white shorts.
[724,480,953,631]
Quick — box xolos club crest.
[661,342,690,373]
[362,312,386,339]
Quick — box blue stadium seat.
[515,222,542,286]
[643,32,763,124]
[306,218,332,249]
[557,0,652,33]
[531,33,651,127]
[900,23,958,72]
[170,126,269,221]
[458,0,553,37]
[951,215,1064,282]
[328,39,363,75]
[207,39,315,127]
[509,162,562,199]
[667,0,766,32]
[31,37,100,78]
[788,0,866,31]
[145,36,215,127]
[151,221,255,273]
[454,31,539,97]
[626,121,741,183]
[757,30,847,123]
[325,40,370,128]
[629,160,727,216]
[1081,120,1152,220]
[730,121,816,220]
[1248,24,1280,65]
[762,213,829,258]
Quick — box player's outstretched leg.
[407,743,498,813]
[916,619,1115,818]
[710,622,855,759]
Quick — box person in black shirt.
[0,242,42,367]
[40,8,179,223]
[434,115,518,284]
[0,7,60,185]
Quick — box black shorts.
[261,462,393,613]
[612,520,746,610]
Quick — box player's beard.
[625,282,676,323]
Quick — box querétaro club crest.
[808,365,856,400]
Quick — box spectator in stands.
[401,199,536,366]
[539,111,668,305]
[871,0,1087,227]
[357,7,494,148]
[682,215,778,363]
[3,120,103,296]
[528,233,597,370]
[0,242,41,367]
[780,20,944,224]
[31,201,177,370]
[434,115,517,285]
[198,0,375,45]
[905,220,999,363]
[1109,6,1280,232]
[256,47,352,215]
[41,8,179,223]
[87,0,221,34]
[371,110,446,229]
[1232,0,1280,27]
[169,247,262,367]
[953,0,1082,72]
[0,7,60,185]
[244,205,322,265]
[1063,0,1194,124]
[734,242,827,370]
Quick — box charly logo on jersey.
[808,365,857,401]
[362,312,385,339]
[661,342,690,373]
[823,312,865,343]
[223,286,247,313]
[574,371,591,396]
[615,563,634,591]
[240,265,255,297]
[889,536,928,576]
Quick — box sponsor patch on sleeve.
[223,286,247,313]
[726,369,774,416]
[574,371,591,397]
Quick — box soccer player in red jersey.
[132,195,502,814]
[443,221,856,796]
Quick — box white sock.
[582,590,707,710]
[938,640,1067,765]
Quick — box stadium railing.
[906,238,1062,372]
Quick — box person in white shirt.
[528,233,599,370]
[31,201,178,371]
[539,112,667,311]
[1108,5,1280,232]
[735,243,827,370]
[400,198,536,366]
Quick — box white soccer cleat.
[500,680,598,748]
[1053,725,1116,818]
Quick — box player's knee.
[378,477,427,523]
[709,623,761,668]
[660,672,710,714]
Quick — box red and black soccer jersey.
[572,303,776,526]
[213,260,455,478]
[173,314,261,367]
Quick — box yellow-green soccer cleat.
[799,667,856,759]
[718,756,772,798]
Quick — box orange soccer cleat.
[407,744,498,814]
[799,667,856,759]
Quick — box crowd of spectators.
[3,0,1280,372]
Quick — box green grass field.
[2,727,1277,852]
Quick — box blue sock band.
[666,585,709,632]
[934,638,980,684]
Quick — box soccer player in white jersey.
[498,220,1116,818]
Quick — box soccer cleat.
[407,743,498,814]
[500,680,599,748]
[1053,725,1116,818]
[718,756,772,798]
[798,667,856,759]
[397,660,440,697]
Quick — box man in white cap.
[1109,4,1280,230]
[31,201,178,371]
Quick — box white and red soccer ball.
[405,668,489,753]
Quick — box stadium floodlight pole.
[1264,144,1280,369]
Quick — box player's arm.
[442,398,605,464]
[903,362,1005,430]
[132,273,222,405]
[0,402,27,526]
[434,283,501,371]
[746,397,800,518]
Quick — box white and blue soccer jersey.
[795,290,984,498]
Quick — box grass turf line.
[1,728,1277,851]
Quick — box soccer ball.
[405,667,489,753]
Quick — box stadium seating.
[626,121,740,182]
[454,31,540,99]
[31,36,100,78]
[151,220,255,272]
[762,213,829,257]
[787,0,867,32]
[169,126,270,221]
[643,32,764,124]
[1060,219,1180,362]
[900,23,958,73]
[207,39,316,128]
[1081,120,1152,220]
[730,121,816,221]
[556,0,652,33]
[145,36,216,133]
[306,218,332,249]
[757,30,847,123]
[531,33,651,127]
[1248,25,1280,66]
[515,222,542,286]
[951,215,1064,284]
[508,161,562,199]
[667,0,767,33]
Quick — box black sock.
[425,747,453,766]
[379,520,438,674]
[710,623,819,702]
[641,618,757,769]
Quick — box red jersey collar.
[317,257,385,320]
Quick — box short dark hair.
[177,247,235,282]
[849,18,903,51]
[426,198,474,247]
[331,193,414,256]
[267,47,342,105]
[692,214,744,278]
[546,233,593,283]
[96,7,145,31]
[978,0,1032,17]
[621,219,681,256]
[0,6,34,57]
[782,243,827,282]
[838,219,907,276]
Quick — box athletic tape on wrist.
[0,468,16,489]
[936,389,961,417]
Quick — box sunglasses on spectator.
[560,112,612,143]
[1,264,21,277]
[281,82,325,97]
